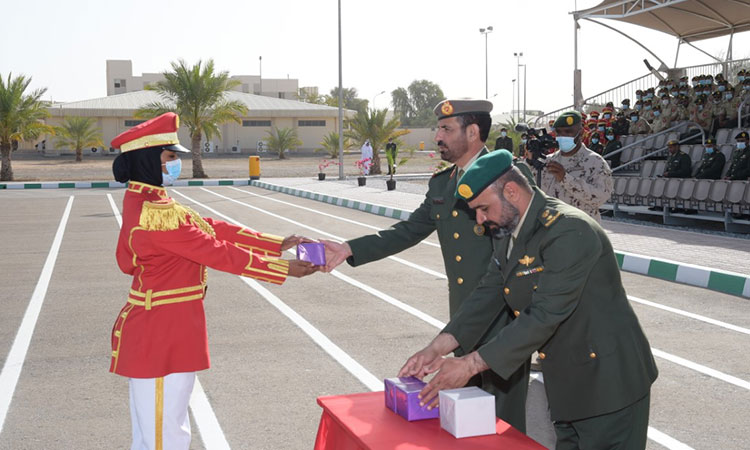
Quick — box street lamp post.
[337,0,344,179]
[372,90,385,109]
[511,79,516,119]
[259,56,262,95]
[520,63,527,122]
[479,26,493,99]
[514,52,523,121]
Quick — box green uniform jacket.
[726,147,750,180]
[443,189,658,422]
[664,151,692,178]
[347,153,492,317]
[694,151,726,179]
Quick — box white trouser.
[129,372,195,450]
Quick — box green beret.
[553,111,582,128]
[434,99,493,120]
[455,149,513,202]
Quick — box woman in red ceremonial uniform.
[110,112,319,450]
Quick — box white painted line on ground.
[629,295,750,336]
[229,186,441,248]
[107,192,230,450]
[651,348,750,390]
[106,193,122,228]
[0,196,74,435]
[179,188,692,450]
[190,377,231,450]
[240,277,382,391]
[198,187,446,279]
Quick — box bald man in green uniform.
[322,99,530,432]
[400,147,658,449]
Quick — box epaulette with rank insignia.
[432,164,455,177]
[540,208,562,228]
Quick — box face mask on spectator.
[591,137,599,144]
[636,95,642,100]
[718,85,726,92]
[679,81,687,87]
[598,126,605,131]
[621,103,628,109]
[521,139,527,145]
[662,100,669,106]
[738,142,747,150]
[705,147,714,154]
[739,75,746,82]
[698,105,704,111]
[726,93,733,100]
[645,105,652,110]
[604,113,611,119]
[744,86,750,91]
[654,111,661,117]
[501,131,507,137]
[606,135,615,141]
[667,84,673,89]
[630,115,638,121]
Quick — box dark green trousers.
[553,392,650,450]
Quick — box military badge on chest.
[516,255,543,277]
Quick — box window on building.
[125,119,146,127]
[298,120,326,127]
[114,79,126,88]
[242,120,272,127]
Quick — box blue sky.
[1,0,747,114]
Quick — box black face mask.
[112,146,165,186]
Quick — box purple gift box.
[296,242,326,265]
[384,376,439,421]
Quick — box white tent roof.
[575,0,750,43]
[48,90,355,118]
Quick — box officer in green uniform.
[602,127,622,168]
[494,127,514,153]
[662,139,692,178]
[694,138,725,179]
[321,99,529,431]
[724,131,750,180]
[399,148,658,449]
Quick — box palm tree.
[345,108,409,174]
[54,116,103,162]
[264,127,303,160]
[136,59,247,178]
[0,73,54,181]
[316,131,350,158]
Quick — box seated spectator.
[719,89,741,129]
[603,127,622,168]
[690,96,713,132]
[676,95,691,121]
[619,98,632,116]
[724,131,750,180]
[589,132,604,155]
[694,138,725,179]
[629,111,651,135]
[662,93,679,122]
[662,139,691,178]
[642,99,655,122]
[612,111,630,136]
[651,105,671,133]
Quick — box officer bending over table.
[400,150,658,449]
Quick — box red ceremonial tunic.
[110,181,289,378]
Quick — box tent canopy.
[574,0,750,43]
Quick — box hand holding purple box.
[296,242,326,266]
[384,377,440,421]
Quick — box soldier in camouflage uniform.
[629,110,651,135]
[694,138,726,179]
[720,88,741,129]
[724,131,750,180]
[691,96,713,132]
[541,111,613,223]
[651,104,671,133]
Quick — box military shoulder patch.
[432,164,455,177]
[539,208,562,228]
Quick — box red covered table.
[314,392,546,449]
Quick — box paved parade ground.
[1,181,749,449]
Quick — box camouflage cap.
[553,111,583,128]
[455,149,513,202]
[433,99,493,120]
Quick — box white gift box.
[439,386,496,438]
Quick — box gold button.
[457,277,464,285]
[453,232,460,239]
[514,310,520,317]
[538,352,546,360]
[455,255,462,262]
[589,352,597,359]
[452,210,458,217]
[504,287,510,295]
[533,285,538,291]
[436,214,440,219]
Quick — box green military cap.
[553,111,582,128]
[455,149,513,202]
[434,99,492,120]
[705,138,716,145]
[736,131,749,140]
[667,139,679,146]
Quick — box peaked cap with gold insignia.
[434,99,493,120]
